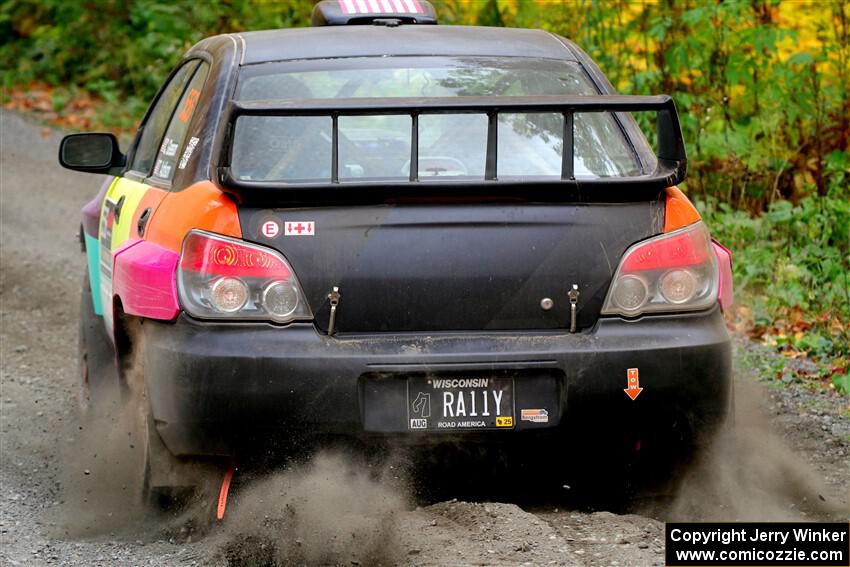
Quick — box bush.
[699,166,849,358]
[1,0,312,127]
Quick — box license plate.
[407,376,514,430]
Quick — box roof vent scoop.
[311,0,438,26]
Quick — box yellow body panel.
[97,176,153,335]
[102,177,150,250]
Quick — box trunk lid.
[238,201,663,333]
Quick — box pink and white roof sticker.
[338,0,424,14]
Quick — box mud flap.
[142,407,224,517]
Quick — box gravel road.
[1,108,847,566]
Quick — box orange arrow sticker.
[624,367,643,401]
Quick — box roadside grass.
[735,335,849,405]
[736,336,850,442]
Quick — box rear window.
[232,57,642,183]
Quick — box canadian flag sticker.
[284,221,315,236]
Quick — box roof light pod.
[601,222,719,317]
[311,0,438,26]
[178,230,313,324]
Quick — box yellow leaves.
[729,84,747,100]
[776,0,847,84]
[496,0,518,18]
[793,170,818,193]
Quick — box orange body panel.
[130,186,168,238]
[144,181,242,253]
[663,186,701,232]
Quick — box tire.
[78,270,118,412]
[140,397,222,527]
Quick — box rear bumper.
[144,307,731,457]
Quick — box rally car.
[62,0,734,513]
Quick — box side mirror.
[59,133,126,174]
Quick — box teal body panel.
[85,233,103,316]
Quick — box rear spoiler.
[218,95,686,202]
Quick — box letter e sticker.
[261,220,279,238]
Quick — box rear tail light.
[177,230,313,323]
[713,239,734,311]
[601,221,718,317]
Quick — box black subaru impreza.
[62,0,734,514]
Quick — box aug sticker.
[495,416,513,427]
[284,221,315,236]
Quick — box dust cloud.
[667,378,847,522]
[48,309,845,561]
[49,317,410,555]
[216,452,409,567]
[51,392,148,537]
[50,319,151,538]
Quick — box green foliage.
[834,372,850,396]
[3,0,846,208]
[497,0,850,211]
[698,170,850,357]
[1,0,312,125]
